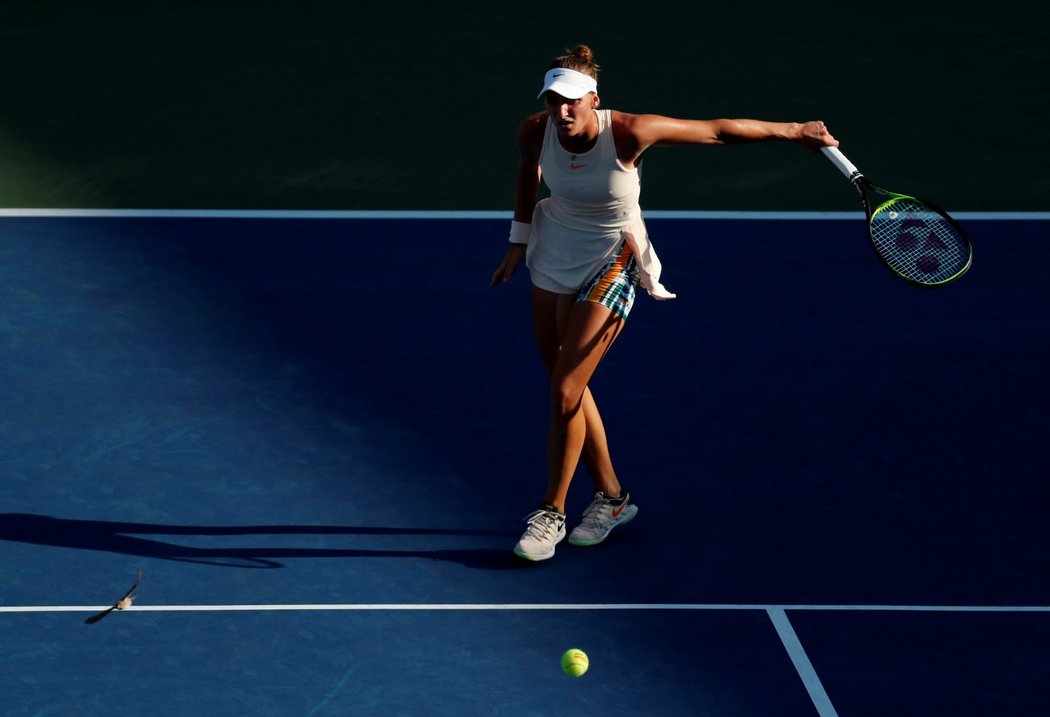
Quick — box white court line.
[8,601,1044,715]
[0,209,1047,220]
[4,602,1049,614]
[768,607,839,717]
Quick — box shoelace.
[579,493,613,527]
[523,509,563,539]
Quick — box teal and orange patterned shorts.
[576,243,640,320]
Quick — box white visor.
[536,68,597,99]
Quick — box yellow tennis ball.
[561,648,589,677]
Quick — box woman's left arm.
[618,113,838,164]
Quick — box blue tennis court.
[2,213,1047,716]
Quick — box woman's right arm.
[491,114,545,287]
[513,113,545,222]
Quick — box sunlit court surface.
[1,212,1047,716]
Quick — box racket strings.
[869,198,969,284]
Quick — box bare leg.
[531,287,625,511]
[578,391,622,496]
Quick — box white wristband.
[508,220,531,245]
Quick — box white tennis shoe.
[568,491,637,546]
[513,507,566,561]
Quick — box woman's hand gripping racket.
[822,147,972,286]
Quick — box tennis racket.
[822,147,972,286]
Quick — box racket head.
[861,182,972,286]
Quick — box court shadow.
[0,514,525,571]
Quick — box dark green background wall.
[2,0,1045,210]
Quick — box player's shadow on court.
[0,514,525,570]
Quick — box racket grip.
[821,146,863,182]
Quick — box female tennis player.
[491,45,838,561]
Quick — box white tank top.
[526,110,675,299]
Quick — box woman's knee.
[549,379,585,420]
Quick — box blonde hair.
[548,44,599,81]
